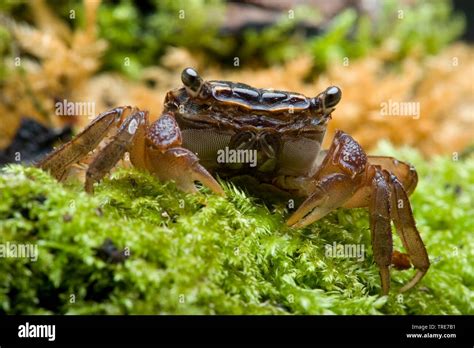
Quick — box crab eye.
[324,86,342,108]
[181,67,203,97]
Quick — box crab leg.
[368,156,418,195]
[387,172,430,292]
[36,106,133,180]
[85,110,148,193]
[369,169,393,295]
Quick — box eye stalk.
[311,86,342,118]
[323,86,342,108]
[181,67,204,97]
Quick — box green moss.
[0,144,472,314]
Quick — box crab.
[37,67,430,295]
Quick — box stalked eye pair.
[181,67,204,97]
[182,67,341,112]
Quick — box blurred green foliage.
[234,5,320,66]
[0,144,472,314]
[0,0,465,77]
[95,0,319,76]
[309,0,465,72]
[95,0,465,75]
[0,26,11,80]
[97,0,228,77]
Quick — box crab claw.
[286,173,355,228]
[285,130,429,295]
[142,112,225,196]
[147,147,225,196]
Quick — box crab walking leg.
[36,106,133,180]
[387,172,430,292]
[136,112,225,196]
[286,131,367,228]
[369,169,394,295]
[85,110,148,193]
[368,156,418,195]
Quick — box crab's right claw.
[139,112,225,196]
[149,147,225,196]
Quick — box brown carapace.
[37,67,430,295]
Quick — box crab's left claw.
[286,131,366,228]
[286,173,357,228]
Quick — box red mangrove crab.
[37,67,430,295]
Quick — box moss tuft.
[0,144,472,314]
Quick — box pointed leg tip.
[84,177,95,194]
[399,270,427,293]
[84,185,94,195]
[399,283,414,293]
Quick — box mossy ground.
[0,144,472,314]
